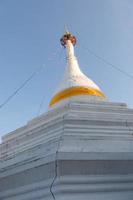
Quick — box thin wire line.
[36,47,63,116]
[0,46,61,111]
[0,65,45,110]
[80,44,133,80]
[36,93,45,116]
[74,29,133,80]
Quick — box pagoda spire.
[49,31,106,107]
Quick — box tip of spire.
[60,29,77,47]
[65,24,69,33]
[49,29,106,107]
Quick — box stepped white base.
[0,98,133,199]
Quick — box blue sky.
[0,0,133,139]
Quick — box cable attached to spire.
[0,65,45,110]
[36,47,63,114]
[79,43,133,81]
[0,47,61,111]
[73,29,133,81]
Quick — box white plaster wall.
[0,98,133,200]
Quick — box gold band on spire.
[49,86,105,106]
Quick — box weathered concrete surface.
[0,97,133,199]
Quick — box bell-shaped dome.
[49,32,106,107]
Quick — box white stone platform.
[0,96,133,200]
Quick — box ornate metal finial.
[60,31,76,47]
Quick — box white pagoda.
[0,31,133,200]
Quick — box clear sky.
[0,0,133,140]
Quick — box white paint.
[53,40,104,96]
[0,97,133,200]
